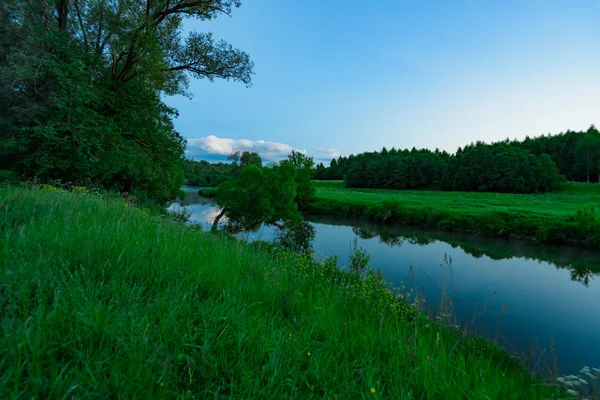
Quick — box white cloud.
[184,135,340,164]
[317,148,342,159]
[186,135,306,162]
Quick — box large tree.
[287,150,315,211]
[0,0,254,202]
[212,162,301,232]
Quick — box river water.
[169,186,600,375]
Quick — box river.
[169,186,600,375]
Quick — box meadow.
[0,185,568,399]
[308,181,600,248]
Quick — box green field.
[309,181,600,248]
[0,185,567,398]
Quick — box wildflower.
[289,333,292,338]
[585,372,596,379]
[307,352,311,356]
[566,389,578,396]
[556,377,565,383]
[370,388,376,394]
[160,382,165,387]
[593,367,600,373]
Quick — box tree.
[287,150,316,211]
[0,0,254,202]
[240,151,263,168]
[212,162,300,231]
[573,128,600,183]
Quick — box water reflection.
[308,214,600,287]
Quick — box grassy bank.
[308,181,600,248]
[198,187,217,197]
[0,186,565,398]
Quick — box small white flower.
[565,381,574,387]
[585,372,596,379]
[593,367,600,374]
[579,378,587,385]
[556,377,565,383]
[566,389,579,396]
[567,375,578,380]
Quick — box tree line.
[183,151,262,187]
[0,1,253,204]
[314,127,600,193]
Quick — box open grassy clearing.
[0,186,565,399]
[308,181,600,248]
[313,181,600,218]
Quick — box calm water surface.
[170,186,600,374]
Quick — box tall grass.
[0,186,564,398]
[308,181,600,248]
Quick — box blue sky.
[166,0,600,164]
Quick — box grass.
[0,185,566,399]
[309,181,600,248]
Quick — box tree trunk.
[57,0,69,31]
[587,153,590,183]
[211,208,228,231]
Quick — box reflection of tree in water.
[276,221,316,255]
[348,222,599,287]
[568,266,595,286]
[351,226,436,247]
[351,227,379,240]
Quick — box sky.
[165,0,600,164]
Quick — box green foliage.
[0,186,562,398]
[309,181,600,249]
[240,151,263,168]
[215,163,300,231]
[316,126,600,192]
[511,125,600,182]
[443,143,565,193]
[573,205,597,231]
[183,159,236,187]
[345,151,448,190]
[198,187,217,197]
[0,1,254,203]
[287,150,316,211]
[349,238,370,276]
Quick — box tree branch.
[73,0,89,49]
[212,207,228,231]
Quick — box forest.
[314,126,600,194]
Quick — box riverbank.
[198,187,217,197]
[0,185,564,398]
[308,181,600,249]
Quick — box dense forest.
[0,0,253,204]
[314,126,599,193]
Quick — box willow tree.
[0,0,254,202]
